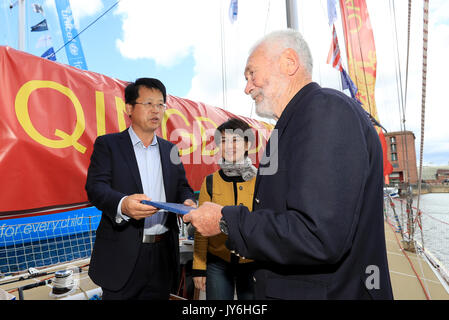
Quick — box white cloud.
[114,0,285,124]
[44,0,103,29]
[115,0,213,67]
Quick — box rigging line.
[264,0,271,34]
[219,0,227,110]
[416,0,430,250]
[51,0,121,58]
[390,0,411,184]
[404,0,412,115]
[249,101,254,119]
[400,0,414,185]
[391,0,405,126]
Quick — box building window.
[391,153,398,161]
[390,137,396,144]
[391,144,397,152]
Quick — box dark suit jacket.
[222,82,393,299]
[85,128,194,292]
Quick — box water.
[389,193,449,270]
[413,193,449,269]
[414,193,449,216]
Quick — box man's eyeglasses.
[134,101,167,110]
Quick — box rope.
[415,0,430,249]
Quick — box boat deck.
[385,221,449,299]
[0,259,99,300]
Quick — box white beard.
[254,76,288,120]
[255,98,276,119]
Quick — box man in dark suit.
[86,78,195,300]
[184,30,393,299]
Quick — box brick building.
[436,169,449,183]
[384,131,418,185]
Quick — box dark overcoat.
[222,82,393,300]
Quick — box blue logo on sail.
[54,0,88,70]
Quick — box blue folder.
[141,200,194,215]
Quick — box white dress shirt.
[116,126,168,235]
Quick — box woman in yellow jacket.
[192,118,257,300]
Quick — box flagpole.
[18,0,26,51]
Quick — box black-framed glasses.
[134,101,167,110]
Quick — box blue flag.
[229,0,238,23]
[41,47,56,61]
[341,68,358,99]
[30,19,48,32]
[327,0,337,26]
[54,0,88,70]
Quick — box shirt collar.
[128,125,158,147]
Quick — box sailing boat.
[1,0,448,300]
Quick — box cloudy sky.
[1,0,448,166]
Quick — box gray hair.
[250,29,313,76]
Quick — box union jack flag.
[327,25,343,71]
[327,25,358,99]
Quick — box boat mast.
[18,0,26,51]
[285,0,298,30]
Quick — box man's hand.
[183,202,223,237]
[121,194,159,220]
[183,198,197,208]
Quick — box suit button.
[255,198,260,204]
[253,276,256,283]
[239,203,244,206]
[239,186,243,190]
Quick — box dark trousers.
[102,235,174,300]
[206,253,255,300]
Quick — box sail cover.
[0,46,272,216]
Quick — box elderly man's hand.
[183,202,223,237]
[183,198,197,208]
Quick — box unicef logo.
[69,43,79,56]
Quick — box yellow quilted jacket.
[192,170,256,276]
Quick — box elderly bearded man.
[184,30,393,300]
